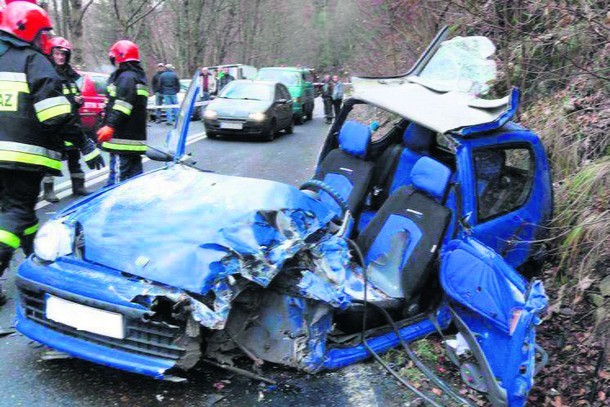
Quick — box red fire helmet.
[44,35,71,55]
[0,1,52,44]
[108,40,140,64]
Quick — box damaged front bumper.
[15,257,202,379]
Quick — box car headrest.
[411,157,452,201]
[338,120,371,159]
[402,123,435,152]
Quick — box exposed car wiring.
[346,238,443,407]
[347,238,476,406]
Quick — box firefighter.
[97,40,149,185]
[42,36,93,201]
[0,2,104,306]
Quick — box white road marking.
[35,131,207,210]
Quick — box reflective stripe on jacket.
[0,33,72,175]
[101,62,148,155]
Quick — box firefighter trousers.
[105,153,143,187]
[0,169,42,276]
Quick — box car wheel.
[263,120,276,141]
[306,103,313,121]
[294,114,304,125]
[285,118,294,134]
[206,131,218,139]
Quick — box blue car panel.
[456,126,553,268]
[441,237,547,407]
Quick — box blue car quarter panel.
[16,257,189,378]
[456,125,553,268]
[440,237,547,407]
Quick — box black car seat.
[357,123,436,232]
[386,122,436,194]
[357,156,452,307]
[312,120,374,218]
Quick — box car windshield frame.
[163,72,200,160]
[218,81,274,101]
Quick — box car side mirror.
[276,98,288,104]
[145,147,174,162]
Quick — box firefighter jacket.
[0,32,72,176]
[101,62,149,155]
[53,63,86,150]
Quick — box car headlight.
[248,112,266,122]
[34,220,74,262]
[204,109,218,120]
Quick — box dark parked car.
[16,29,552,407]
[203,80,293,141]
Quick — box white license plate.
[220,121,243,130]
[46,295,125,339]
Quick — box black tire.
[294,113,304,125]
[206,130,218,139]
[285,118,294,134]
[263,120,276,141]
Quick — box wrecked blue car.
[15,29,552,407]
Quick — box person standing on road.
[41,36,101,202]
[198,66,216,117]
[217,66,234,93]
[321,74,333,124]
[159,63,180,126]
[96,40,149,186]
[151,62,164,123]
[199,67,216,102]
[331,75,344,120]
[0,2,103,306]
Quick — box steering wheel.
[300,180,349,218]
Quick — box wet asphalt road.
[0,101,409,407]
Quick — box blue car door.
[440,236,547,407]
[456,129,553,269]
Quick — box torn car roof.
[350,76,518,136]
[350,35,518,136]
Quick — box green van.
[256,67,315,124]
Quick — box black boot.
[43,180,59,203]
[71,175,90,196]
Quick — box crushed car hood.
[64,166,336,294]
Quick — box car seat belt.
[370,144,403,207]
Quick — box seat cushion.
[357,187,451,300]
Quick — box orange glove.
[96,126,115,143]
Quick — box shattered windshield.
[413,36,497,96]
